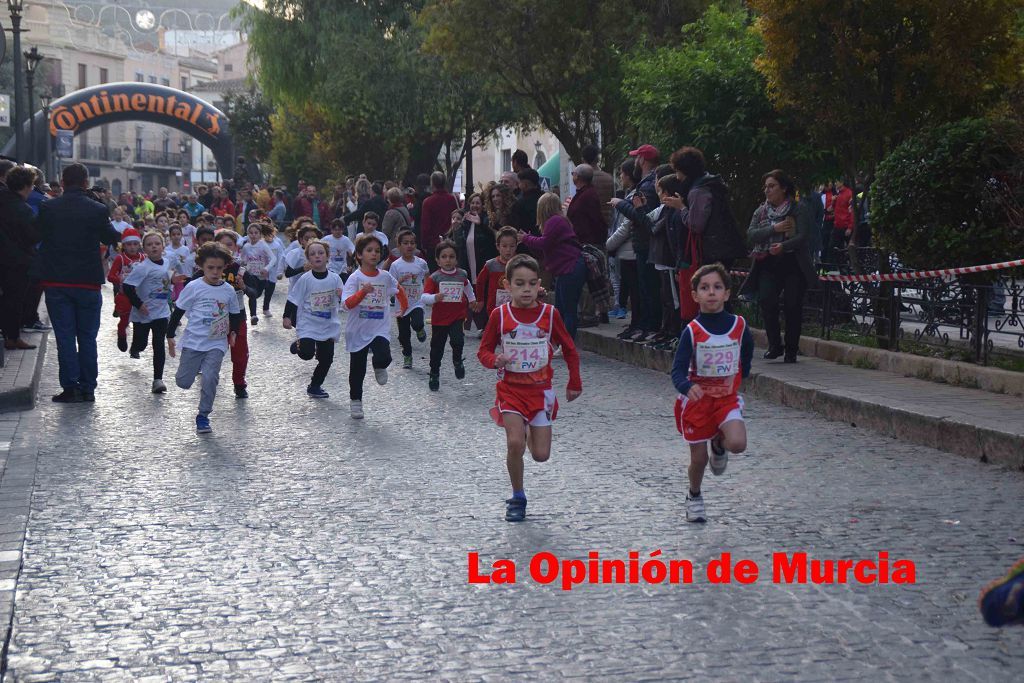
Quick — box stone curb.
[576,327,1024,470]
[0,333,49,414]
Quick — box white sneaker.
[685,493,706,523]
[151,379,167,394]
[709,437,729,476]
[374,367,388,386]
[350,400,364,419]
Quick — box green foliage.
[622,4,835,218]
[221,88,273,163]
[872,118,1024,269]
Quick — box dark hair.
[657,175,688,198]
[259,223,277,237]
[363,211,380,224]
[195,225,216,241]
[354,233,384,263]
[511,149,529,168]
[435,239,457,259]
[505,253,540,279]
[196,241,233,266]
[396,229,416,244]
[430,171,447,190]
[416,173,430,189]
[0,159,15,179]
[496,226,518,245]
[168,223,183,235]
[517,168,540,187]
[670,147,706,179]
[5,167,36,193]
[296,224,321,241]
[371,181,384,196]
[655,163,675,180]
[329,217,345,229]
[581,144,600,165]
[690,263,732,291]
[619,158,640,185]
[762,169,796,198]
[62,162,89,189]
[273,189,284,200]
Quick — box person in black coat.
[32,163,122,403]
[0,167,40,350]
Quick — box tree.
[622,4,835,220]
[221,87,273,164]
[421,0,710,167]
[751,0,1024,193]
[238,0,523,185]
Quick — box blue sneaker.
[307,385,329,399]
[505,497,527,522]
[980,558,1024,627]
[195,414,212,434]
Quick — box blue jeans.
[554,255,587,339]
[45,287,103,392]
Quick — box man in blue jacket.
[32,163,121,403]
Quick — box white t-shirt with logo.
[388,256,429,316]
[124,257,177,323]
[240,240,277,279]
[285,248,307,289]
[266,237,286,279]
[287,270,344,342]
[323,234,356,275]
[163,244,191,277]
[174,278,243,353]
[341,268,400,352]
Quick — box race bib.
[695,340,740,377]
[439,281,464,301]
[308,289,336,319]
[208,312,229,339]
[502,336,549,373]
[495,289,512,307]
[401,280,423,302]
[360,283,387,319]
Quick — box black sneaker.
[763,347,784,360]
[416,328,427,343]
[234,385,249,399]
[505,497,527,522]
[306,385,329,399]
[428,374,439,391]
[784,354,798,364]
[81,391,95,403]
[117,335,128,352]
[617,327,638,340]
[290,341,299,355]
[52,389,81,403]
[454,361,466,380]
[129,351,140,359]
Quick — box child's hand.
[360,282,375,294]
[282,318,293,330]
[471,301,483,312]
[494,353,509,369]
[566,388,581,402]
[228,332,237,347]
[167,338,176,358]
[538,287,547,300]
[686,385,704,402]
[661,193,685,210]
[434,291,445,303]
[138,304,150,317]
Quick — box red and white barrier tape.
[731,257,1024,284]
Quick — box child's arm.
[121,284,144,310]
[548,309,582,395]
[671,327,697,397]
[166,307,186,339]
[394,286,409,316]
[740,322,754,379]
[342,275,371,309]
[420,275,439,305]
[107,256,123,285]
[463,278,476,303]
[476,309,503,369]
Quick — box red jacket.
[292,197,331,227]
[832,186,854,230]
[211,198,236,217]
[419,189,460,255]
[566,184,607,247]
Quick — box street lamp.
[39,90,52,181]
[24,46,43,165]
[7,0,26,162]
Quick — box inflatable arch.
[1,82,234,174]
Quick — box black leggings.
[349,336,392,400]
[297,337,335,388]
[396,307,425,356]
[262,280,277,311]
[130,317,169,380]
[429,322,464,374]
[244,273,266,317]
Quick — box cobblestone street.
[4,290,1024,681]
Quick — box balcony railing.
[79,144,123,162]
[134,149,184,167]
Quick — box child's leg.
[197,349,225,415]
[117,311,131,339]
[311,340,335,386]
[150,318,168,380]
[296,337,317,360]
[719,420,747,454]
[129,321,151,354]
[262,280,276,311]
[231,320,249,388]
[526,424,553,462]
[397,314,412,357]
[429,324,450,374]
[502,413,528,493]
[448,321,465,364]
[369,335,392,369]
[410,307,425,334]
[688,442,709,495]
[349,346,370,400]
[175,347,201,390]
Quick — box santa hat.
[121,228,142,244]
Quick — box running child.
[107,227,146,352]
[122,231,181,392]
[239,222,277,325]
[185,226,216,276]
[261,222,286,316]
[475,226,519,316]
[671,263,753,523]
[341,234,408,419]
[477,254,582,522]
[215,229,254,399]
[283,224,322,289]
[421,240,476,391]
[166,242,244,434]
[358,211,389,251]
[164,224,191,301]
[283,240,344,398]
[176,209,196,248]
[323,218,356,281]
[385,229,429,368]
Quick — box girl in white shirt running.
[284,240,344,398]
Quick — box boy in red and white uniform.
[421,240,476,391]
[107,227,145,352]
[475,226,519,316]
[478,254,582,522]
[671,264,753,523]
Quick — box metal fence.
[733,247,1024,369]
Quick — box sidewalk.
[578,320,1024,469]
[0,330,49,414]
